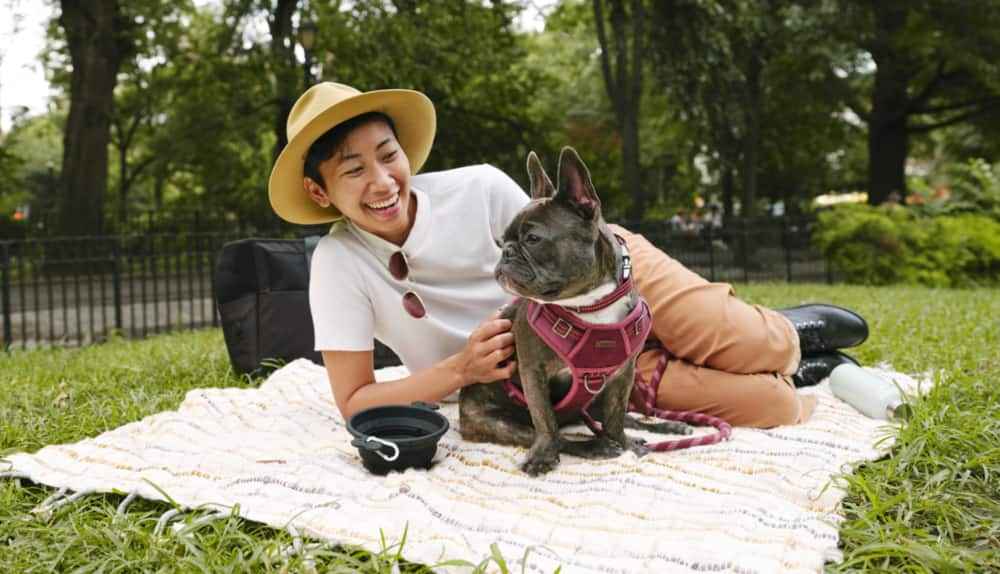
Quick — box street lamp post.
[297,21,317,88]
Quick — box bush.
[813,204,1000,286]
[908,158,1000,221]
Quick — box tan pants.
[613,225,817,428]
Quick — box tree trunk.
[116,126,128,228]
[153,163,168,209]
[270,0,300,165]
[721,167,735,218]
[622,98,642,220]
[594,0,644,221]
[866,3,909,206]
[867,109,908,206]
[56,0,124,236]
[740,49,762,221]
[112,109,153,230]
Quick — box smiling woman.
[267,81,526,421]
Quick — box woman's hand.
[322,310,518,419]
[455,309,517,386]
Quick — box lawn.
[1,284,997,572]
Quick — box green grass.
[1,284,998,572]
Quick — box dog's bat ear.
[526,151,555,200]
[555,146,600,219]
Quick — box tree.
[824,0,1000,205]
[648,1,781,220]
[0,113,63,237]
[646,0,874,219]
[133,4,278,230]
[107,2,193,229]
[315,0,547,181]
[525,1,701,221]
[266,0,301,163]
[648,0,754,217]
[55,0,131,236]
[592,0,645,220]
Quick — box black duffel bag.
[213,237,322,376]
[213,236,400,377]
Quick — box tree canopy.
[0,0,997,236]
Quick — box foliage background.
[0,0,998,276]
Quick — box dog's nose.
[502,243,518,259]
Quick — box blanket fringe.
[29,486,96,520]
[116,491,139,515]
[34,486,68,512]
[0,470,29,482]
[269,523,326,567]
[171,510,228,536]
[154,508,182,536]
[50,489,96,510]
[287,523,303,555]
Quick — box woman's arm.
[323,309,517,419]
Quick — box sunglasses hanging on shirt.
[388,250,427,319]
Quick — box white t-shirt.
[309,164,530,372]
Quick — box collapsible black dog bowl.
[346,402,450,475]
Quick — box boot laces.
[794,319,826,350]
[794,355,834,386]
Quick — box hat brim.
[268,89,436,225]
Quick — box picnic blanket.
[2,359,926,573]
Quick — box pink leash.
[622,345,732,451]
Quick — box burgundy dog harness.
[502,276,651,417]
[502,237,731,451]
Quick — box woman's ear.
[304,177,331,207]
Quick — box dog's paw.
[627,435,650,457]
[591,437,625,458]
[560,436,624,459]
[626,416,694,436]
[521,453,560,476]
[672,422,694,435]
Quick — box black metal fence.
[629,219,833,284]
[0,219,832,351]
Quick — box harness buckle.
[632,315,645,336]
[551,317,573,339]
[583,373,607,394]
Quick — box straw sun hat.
[268,82,436,224]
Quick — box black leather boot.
[777,303,869,354]
[792,351,858,388]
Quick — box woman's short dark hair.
[302,111,399,190]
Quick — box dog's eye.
[524,233,541,244]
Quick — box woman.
[268,82,868,428]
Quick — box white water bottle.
[829,364,911,420]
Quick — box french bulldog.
[459,147,689,475]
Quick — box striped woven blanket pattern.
[3,359,924,573]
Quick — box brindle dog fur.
[459,147,689,476]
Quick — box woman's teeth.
[366,194,398,210]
